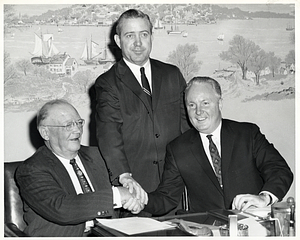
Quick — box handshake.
[117,173,149,214]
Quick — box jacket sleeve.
[144,144,185,216]
[95,74,131,184]
[16,162,114,225]
[251,124,293,200]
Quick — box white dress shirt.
[123,58,152,92]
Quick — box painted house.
[46,53,78,76]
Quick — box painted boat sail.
[80,37,102,65]
[31,33,60,65]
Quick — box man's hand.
[232,193,271,211]
[119,173,148,205]
[117,187,145,214]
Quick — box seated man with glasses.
[15,99,145,237]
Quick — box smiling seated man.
[136,76,293,216]
[16,99,144,237]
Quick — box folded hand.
[119,173,148,205]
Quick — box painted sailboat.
[182,31,188,37]
[97,36,115,65]
[167,15,182,35]
[167,25,182,35]
[31,33,60,65]
[217,33,224,41]
[80,36,102,65]
[154,18,163,29]
[286,23,294,31]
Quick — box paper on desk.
[96,217,175,235]
[243,206,271,218]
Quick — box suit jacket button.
[97,212,101,216]
[155,134,160,138]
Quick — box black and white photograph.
[3,0,298,237]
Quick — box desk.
[91,212,232,237]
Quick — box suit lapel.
[43,148,77,194]
[150,59,162,111]
[220,120,235,176]
[189,129,224,195]
[116,59,153,116]
[78,150,102,191]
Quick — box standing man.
[141,76,293,215]
[95,9,190,206]
[16,100,142,237]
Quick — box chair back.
[4,161,27,231]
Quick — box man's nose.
[196,106,203,115]
[134,35,142,46]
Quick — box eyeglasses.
[42,119,85,131]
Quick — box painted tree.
[285,50,295,65]
[267,52,281,77]
[15,59,33,76]
[167,43,202,82]
[219,35,257,80]
[248,49,268,85]
[73,69,95,92]
[4,51,18,82]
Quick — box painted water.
[5,18,295,76]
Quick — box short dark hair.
[186,76,222,99]
[115,9,153,36]
[37,99,75,128]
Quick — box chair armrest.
[4,223,28,237]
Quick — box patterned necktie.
[140,67,152,104]
[70,159,93,193]
[206,134,223,188]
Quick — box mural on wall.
[4,4,295,113]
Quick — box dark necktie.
[206,135,223,188]
[70,158,93,193]
[140,67,152,104]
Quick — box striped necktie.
[206,134,223,188]
[70,158,93,193]
[140,67,152,105]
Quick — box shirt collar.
[199,120,222,139]
[123,58,150,73]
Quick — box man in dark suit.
[141,76,293,216]
[16,100,143,237]
[95,9,190,206]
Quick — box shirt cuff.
[112,186,122,208]
[260,191,278,205]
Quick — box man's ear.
[114,34,121,49]
[39,126,50,141]
[218,98,223,111]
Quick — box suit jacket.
[144,119,293,215]
[16,145,115,237]
[95,58,190,192]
